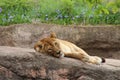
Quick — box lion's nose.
[57,51,61,54]
[34,47,39,52]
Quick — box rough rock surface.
[0,46,120,80]
[0,24,120,59]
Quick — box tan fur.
[34,32,105,64]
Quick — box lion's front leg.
[64,52,90,62]
[87,56,105,64]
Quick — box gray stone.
[0,24,120,59]
[0,46,120,80]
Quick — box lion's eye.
[38,45,42,49]
[54,42,58,45]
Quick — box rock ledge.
[0,46,120,80]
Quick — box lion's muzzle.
[54,51,64,58]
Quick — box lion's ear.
[50,32,57,38]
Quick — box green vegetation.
[0,0,120,26]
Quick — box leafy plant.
[0,0,33,25]
[0,0,120,26]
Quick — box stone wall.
[0,24,120,59]
[0,24,120,80]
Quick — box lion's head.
[34,32,64,58]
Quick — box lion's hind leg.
[65,52,105,65]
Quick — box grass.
[0,0,120,26]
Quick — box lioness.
[34,32,105,64]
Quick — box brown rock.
[0,46,120,80]
[77,76,94,80]
[0,24,120,59]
